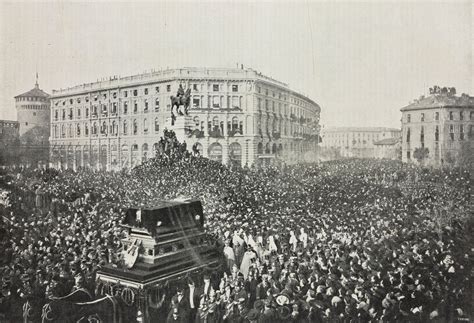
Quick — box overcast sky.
[0,1,472,128]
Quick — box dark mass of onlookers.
[0,130,472,322]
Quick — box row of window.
[20,105,49,110]
[406,125,472,143]
[16,97,48,102]
[54,83,248,107]
[53,118,161,138]
[406,110,474,123]
[52,116,249,139]
[53,100,163,121]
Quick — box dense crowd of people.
[0,130,472,322]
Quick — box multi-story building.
[400,87,474,166]
[49,67,321,170]
[320,127,401,159]
[0,120,19,166]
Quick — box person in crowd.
[0,130,472,322]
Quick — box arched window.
[61,125,66,137]
[232,117,239,131]
[101,121,107,134]
[143,118,148,133]
[208,143,223,162]
[85,124,89,136]
[193,116,200,126]
[92,122,97,135]
[229,142,242,167]
[76,124,81,136]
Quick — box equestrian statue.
[170,84,191,125]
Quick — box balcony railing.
[228,129,242,137]
[209,128,223,138]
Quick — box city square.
[0,1,472,322]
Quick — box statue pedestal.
[166,115,193,145]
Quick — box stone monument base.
[166,114,193,145]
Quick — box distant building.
[400,87,474,166]
[320,127,401,159]
[373,137,401,160]
[15,76,51,137]
[11,77,51,167]
[0,120,20,165]
[0,120,19,140]
[49,67,321,170]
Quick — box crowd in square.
[0,131,472,322]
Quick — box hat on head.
[247,309,260,321]
[277,306,291,320]
[254,300,264,312]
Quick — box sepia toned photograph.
[0,1,472,322]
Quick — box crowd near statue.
[170,84,192,125]
[0,130,472,322]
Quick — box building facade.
[373,137,401,160]
[400,88,474,166]
[320,127,401,159]
[0,120,19,140]
[49,67,321,170]
[0,120,20,165]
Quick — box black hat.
[277,306,291,320]
[247,309,260,321]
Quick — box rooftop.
[401,93,474,112]
[322,127,400,133]
[0,120,19,125]
[373,137,400,146]
[15,83,50,99]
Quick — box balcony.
[209,128,223,138]
[228,129,242,137]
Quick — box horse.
[170,88,191,116]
